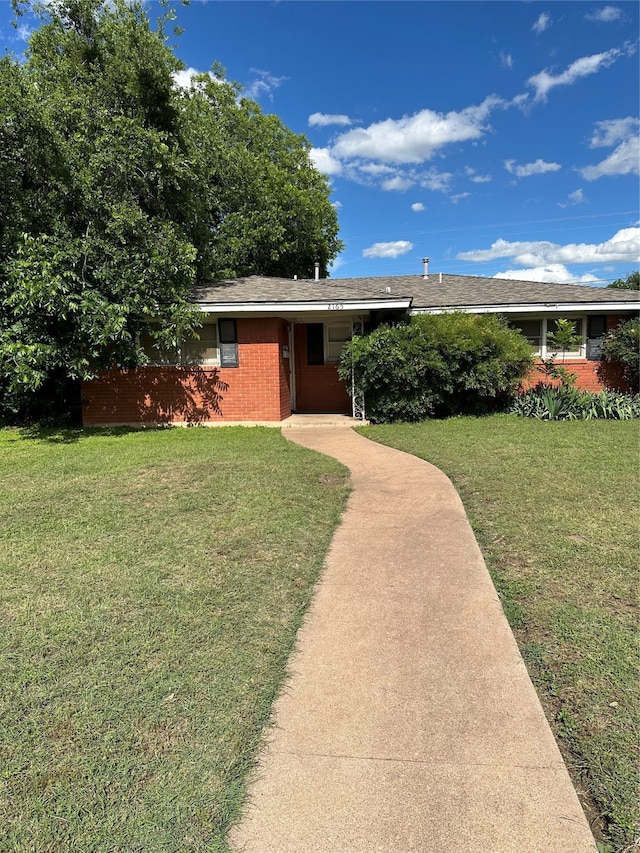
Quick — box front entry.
[292,322,352,414]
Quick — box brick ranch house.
[82,271,640,425]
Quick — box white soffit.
[410,302,640,315]
[196,299,412,313]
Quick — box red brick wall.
[523,359,630,392]
[82,318,292,424]
[293,324,351,414]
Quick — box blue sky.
[2,1,639,285]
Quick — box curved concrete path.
[229,428,596,853]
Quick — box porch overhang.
[410,300,640,315]
[195,298,412,314]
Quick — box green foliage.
[511,387,640,420]
[600,318,640,392]
[606,271,640,290]
[546,318,583,360]
[1,0,342,421]
[535,318,584,390]
[339,312,534,423]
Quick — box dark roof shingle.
[191,274,639,308]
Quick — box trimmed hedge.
[339,312,533,423]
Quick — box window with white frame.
[140,323,219,366]
[509,317,586,358]
[545,318,584,358]
[510,319,542,354]
[325,321,352,363]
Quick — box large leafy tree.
[606,271,640,290]
[0,0,342,420]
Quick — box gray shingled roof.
[192,274,639,308]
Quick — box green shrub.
[511,387,640,420]
[600,318,640,392]
[338,312,534,423]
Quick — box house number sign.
[327,303,344,310]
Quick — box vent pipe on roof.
[422,257,429,279]
[314,262,320,281]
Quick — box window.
[182,323,219,365]
[140,323,219,366]
[138,331,180,365]
[218,318,237,345]
[587,316,606,339]
[510,319,542,353]
[546,318,584,358]
[509,317,586,358]
[325,322,352,363]
[307,323,325,365]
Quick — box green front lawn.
[0,426,349,852]
[360,416,639,853]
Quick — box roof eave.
[410,301,640,315]
[195,298,413,313]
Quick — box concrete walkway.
[229,428,596,853]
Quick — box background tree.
[606,271,640,290]
[1,0,342,421]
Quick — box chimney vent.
[422,257,429,279]
[314,262,320,281]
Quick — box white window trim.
[324,319,353,364]
[540,317,586,360]
[139,323,221,367]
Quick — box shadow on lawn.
[17,424,171,444]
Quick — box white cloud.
[457,227,640,266]
[244,69,287,101]
[451,192,471,204]
[504,158,561,177]
[466,167,491,182]
[527,45,634,101]
[330,96,503,165]
[332,200,343,210]
[581,118,640,179]
[495,264,600,284]
[172,67,209,89]
[500,52,513,69]
[586,6,622,22]
[357,163,396,176]
[306,97,503,193]
[418,169,453,192]
[532,12,552,34]
[558,189,588,207]
[363,241,414,259]
[411,202,426,212]
[582,136,640,179]
[328,253,346,273]
[381,176,414,191]
[308,113,353,127]
[309,147,343,176]
[590,116,638,147]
